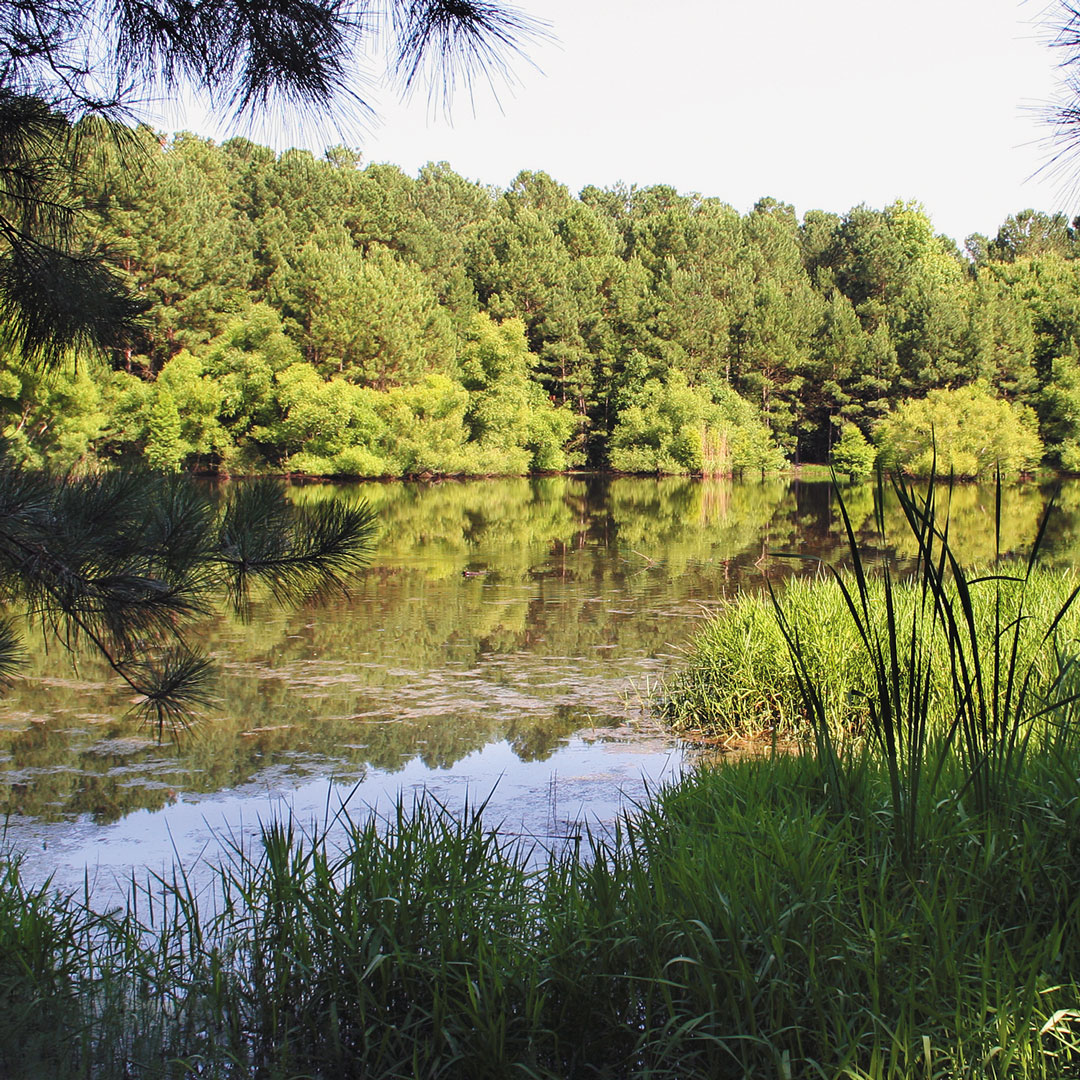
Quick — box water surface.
[2,474,1075,895]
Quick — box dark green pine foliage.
[733,197,821,455]
[966,266,1037,399]
[801,290,867,461]
[0,0,543,366]
[79,127,256,369]
[988,209,1077,262]
[467,170,606,458]
[0,99,146,367]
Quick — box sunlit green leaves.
[11,128,1080,476]
[876,383,1044,478]
[609,370,784,474]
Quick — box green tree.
[989,210,1075,262]
[966,266,1036,399]
[731,199,823,455]
[459,312,573,472]
[826,201,970,396]
[468,170,615,458]
[0,0,540,365]
[144,388,185,473]
[801,290,866,459]
[830,423,876,479]
[201,303,303,468]
[1036,354,1080,471]
[0,354,124,471]
[80,129,255,367]
[404,161,492,317]
[378,375,474,475]
[297,241,453,387]
[270,362,390,475]
[609,369,782,475]
[154,351,230,466]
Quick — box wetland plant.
[0,758,1078,1078]
[772,467,1080,859]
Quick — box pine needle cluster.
[0,463,377,733]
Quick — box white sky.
[178,0,1078,246]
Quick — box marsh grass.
[662,546,1080,752]
[776,468,1078,856]
[667,468,1080,859]
[0,751,1078,1079]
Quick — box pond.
[1,473,1077,897]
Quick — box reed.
[661,556,1080,747]
[772,468,1080,862]
[1,749,1077,1078]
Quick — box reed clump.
[0,750,1078,1079]
[661,514,1080,746]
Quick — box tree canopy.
[22,136,1080,483]
[0,0,542,366]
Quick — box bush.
[275,317,575,478]
[460,314,574,473]
[609,370,784,474]
[875,383,1043,478]
[830,422,876,478]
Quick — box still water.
[1,474,1075,895]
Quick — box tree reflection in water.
[0,474,1072,831]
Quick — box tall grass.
[666,469,1080,858]
[660,569,1080,741]
[0,752,1078,1078]
[772,469,1080,861]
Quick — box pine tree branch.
[0,464,376,734]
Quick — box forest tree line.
[9,126,1080,479]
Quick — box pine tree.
[0,0,542,365]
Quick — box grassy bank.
[1,747,1078,1079]
[659,568,1080,741]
